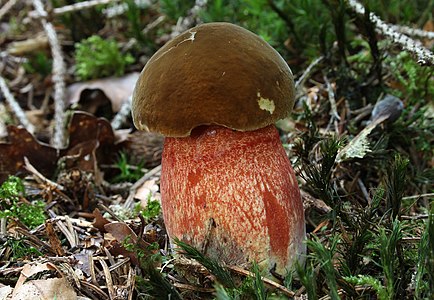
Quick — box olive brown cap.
[132,22,295,137]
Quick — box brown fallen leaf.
[0,126,58,183]
[0,111,117,183]
[45,220,65,256]
[11,262,77,300]
[104,222,153,267]
[92,208,111,233]
[67,72,139,113]
[67,111,115,167]
[104,221,150,248]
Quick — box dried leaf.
[12,278,76,300]
[67,72,139,112]
[0,126,58,183]
[336,115,388,162]
[12,263,77,300]
[104,222,140,245]
[104,222,153,266]
[0,284,13,299]
[0,111,117,183]
[92,208,111,233]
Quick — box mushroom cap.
[132,22,295,137]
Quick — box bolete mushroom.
[132,22,305,275]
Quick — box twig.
[32,0,67,148]
[227,265,296,298]
[97,203,124,222]
[347,0,434,66]
[401,215,429,220]
[172,282,215,293]
[29,0,120,18]
[402,193,434,200]
[55,216,79,249]
[103,0,151,18]
[143,15,166,35]
[0,75,35,133]
[169,0,207,39]
[23,157,64,191]
[357,178,371,204]
[124,164,162,209]
[323,73,340,121]
[295,56,324,94]
[0,0,17,20]
[97,258,116,300]
[111,96,131,130]
[391,24,434,40]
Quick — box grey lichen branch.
[28,0,119,18]
[32,0,67,148]
[347,0,434,66]
[0,75,35,133]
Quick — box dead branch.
[391,24,434,40]
[0,75,35,133]
[347,0,434,66]
[0,0,18,20]
[111,96,131,130]
[29,0,120,18]
[31,0,67,148]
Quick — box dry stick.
[0,0,17,20]
[23,157,65,192]
[32,0,67,148]
[391,25,434,40]
[104,0,151,18]
[98,258,116,300]
[294,56,324,93]
[0,76,35,133]
[29,0,120,18]
[227,265,296,298]
[347,0,434,66]
[124,164,162,209]
[172,282,215,294]
[127,267,135,300]
[323,73,340,121]
[402,192,434,200]
[111,95,131,130]
[169,0,207,39]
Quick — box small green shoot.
[135,196,161,222]
[112,152,144,183]
[4,237,43,260]
[296,259,317,300]
[344,274,388,300]
[251,262,267,300]
[383,154,409,219]
[378,219,403,299]
[23,52,52,77]
[159,0,194,20]
[300,136,343,212]
[74,35,134,80]
[122,235,181,299]
[414,204,434,299]
[306,234,340,300]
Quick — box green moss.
[0,176,46,229]
[74,35,134,80]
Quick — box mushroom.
[132,22,305,275]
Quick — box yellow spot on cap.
[257,92,275,114]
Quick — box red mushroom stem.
[161,124,305,274]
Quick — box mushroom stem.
[161,125,305,274]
